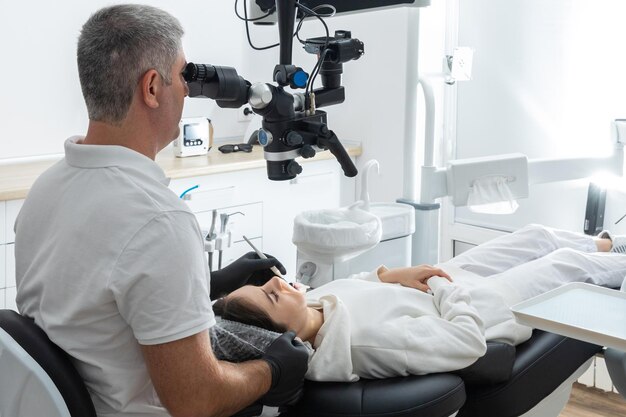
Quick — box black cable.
[295,2,331,98]
[240,0,280,51]
[234,0,275,22]
[306,47,329,97]
[236,0,312,51]
[234,0,332,96]
[296,2,330,49]
[295,15,307,44]
[295,4,335,45]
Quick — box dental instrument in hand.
[242,235,286,280]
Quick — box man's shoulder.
[34,157,188,214]
[21,158,195,243]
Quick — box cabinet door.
[5,200,24,244]
[5,244,15,288]
[171,169,266,213]
[0,245,5,289]
[0,202,5,245]
[5,287,16,312]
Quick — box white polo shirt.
[15,137,215,417]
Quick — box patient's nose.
[265,276,282,290]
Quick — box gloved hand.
[209,251,286,299]
[261,331,309,406]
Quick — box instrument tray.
[512,283,626,351]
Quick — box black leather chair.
[272,334,598,417]
[458,330,603,417]
[282,373,466,417]
[274,342,512,417]
[0,309,97,417]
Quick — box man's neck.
[82,120,160,160]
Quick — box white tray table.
[511,283,626,352]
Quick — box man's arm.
[141,330,271,417]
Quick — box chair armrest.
[454,341,516,385]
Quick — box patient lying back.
[213,265,528,382]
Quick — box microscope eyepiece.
[185,62,250,109]
[183,63,216,83]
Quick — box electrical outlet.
[238,106,255,122]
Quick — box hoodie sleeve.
[351,277,487,378]
[344,266,386,283]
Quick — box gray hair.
[77,4,184,124]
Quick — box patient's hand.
[378,265,452,292]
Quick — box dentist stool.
[0,309,97,417]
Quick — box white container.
[295,203,415,288]
[294,160,415,288]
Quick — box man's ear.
[140,69,161,109]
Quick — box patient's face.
[228,277,309,334]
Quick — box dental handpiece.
[242,235,285,280]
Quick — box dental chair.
[606,348,626,399]
[261,334,601,417]
[0,309,97,417]
[279,341,516,417]
[604,282,626,400]
[458,330,601,417]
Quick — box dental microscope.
[182,0,364,181]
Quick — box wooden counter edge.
[0,144,362,201]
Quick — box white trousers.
[440,224,626,302]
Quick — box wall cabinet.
[5,200,21,244]
[0,202,5,245]
[0,248,5,305]
[1,199,22,311]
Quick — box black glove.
[209,251,286,299]
[261,331,309,406]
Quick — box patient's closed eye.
[261,288,277,304]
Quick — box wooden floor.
[560,383,626,417]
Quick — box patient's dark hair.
[213,295,287,334]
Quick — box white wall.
[0,0,249,160]
[452,0,626,233]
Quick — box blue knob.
[257,129,273,147]
[293,70,308,88]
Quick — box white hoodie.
[304,268,532,382]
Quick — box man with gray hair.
[14,4,308,417]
